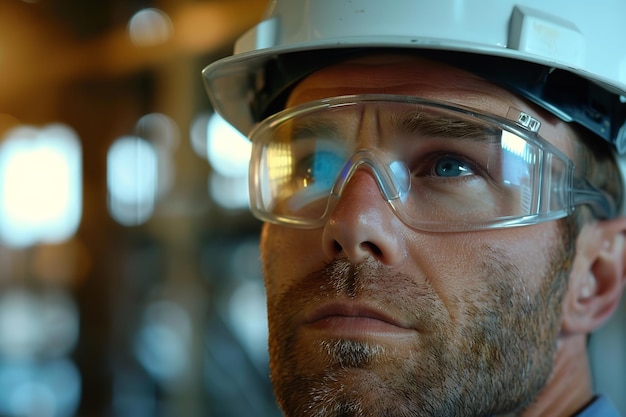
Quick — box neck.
[502,334,595,417]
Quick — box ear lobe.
[561,217,626,335]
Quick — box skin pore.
[260,55,613,417]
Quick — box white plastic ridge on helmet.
[202,0,626,153]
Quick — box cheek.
[407,225,561,302]
[260,224,326,295]
[260,220,562,308]
[490,224,563,281]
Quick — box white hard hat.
[202,0,626,153]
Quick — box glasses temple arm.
[572,178,618,220]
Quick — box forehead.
[286,54,574,154]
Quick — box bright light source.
[107,136,158,226]
[228,281,268,366]
[136,113,179,149]
[0,289,79,359]
[0,360,81,417]
[0,290,42,359]
[134,301,191,384]
[189,113,210,159]
[201,113,252,210]
[208,173,249,210]
[128,8,173,47]
[135,113,178,196]
[207,113,251,178]
[0,124,82,248]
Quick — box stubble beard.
[265,237,572,417]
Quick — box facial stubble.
[265,237,571,417]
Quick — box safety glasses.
[248,94,616,231]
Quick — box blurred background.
[0,1,623,416]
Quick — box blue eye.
[433,156,473,177]
[298,151,345,189]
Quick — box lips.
[303,302,415,337]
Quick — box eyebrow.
[392,110,499,142]
[290,118,344,140]
[287,107,501,145]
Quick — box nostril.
[361,241,383,257]
[328,240,382,259]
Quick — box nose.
[322,168,406,265]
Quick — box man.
[202,1,626,416]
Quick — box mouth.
[304,302,416,338]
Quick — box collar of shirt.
[575,396,623,417]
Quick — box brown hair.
[571,127,623,231]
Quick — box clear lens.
[248,94,616,231]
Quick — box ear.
[561,217,626,335]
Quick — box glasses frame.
[247,94,617,231]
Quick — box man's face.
[260,55,575,417]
